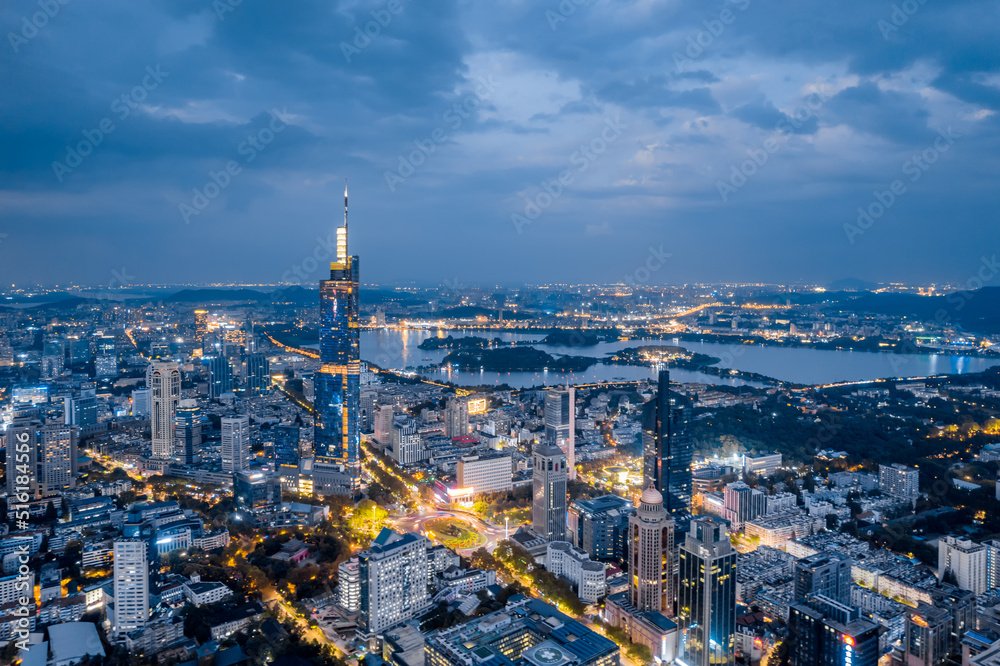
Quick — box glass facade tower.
[314,185,361,495]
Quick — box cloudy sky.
[1,0,998,288]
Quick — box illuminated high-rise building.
[643,370,692,521]
[174,399,201,465]
[314,183,361,495]
[678,517,736,666]
[544,386,576,480]
[147,361,181,459]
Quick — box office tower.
[245,352,270,394]
[273,423,301,469]
[445,397,470,439]
[391,418,421,465]
[569,494,635,563]
[678,517,737,666]
[879,463,919,501]
[375,404,396,447]
[457,453,513,496]
[39,423,76,494]
[643,370,692,520]
[532,444,568,542]
[194,309,209,342]
[358,529,431,636]
[314,184,361,495]
[221,416,250,473]
[67,337,91,366]
[338,557,361,612]
[360,390,375,432]
[985,540,1000,591]
[544,386,576,480]
[6,419,40,499]
[174,399,201,465]
[722,481,767,531]
[938,536,987,594]
[789,596,879,666]
[147,361,181,459]
[113,537,149,635]
[131,388,151,417]
[794,552,852,605]
[629,485,676,614]
[64,384,98,428]
[901,603,955,666]
[205,355,233,398]
[0,336,13,367]
[234,470,281,509]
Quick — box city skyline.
[2,2,998,287]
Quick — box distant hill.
[828,277,879,292]
[820,287,1000,333]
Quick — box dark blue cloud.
[0,0,996,287]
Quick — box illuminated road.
[390,507,511,556]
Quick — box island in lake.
[441,346,598,372]
[417,335,508,350]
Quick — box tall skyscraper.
[205,355,233,398]
[174,399,201,465]
[678,517,737,666]
[445,397,470,439]
[532,444,568,542]
[6,419,40,499]
[358,529,431,636]
[113,537,149,635]
[245,352,270,394]
[938,536,987,595]
[272,423,301,469]
[221,415,250,473]
[64,383,97,428]
[794,552,852,605]
[194,309,209,343]
[41,337,65,379]
[314,184,361,495]
[722,481,767,531]
[629,485,676,615]
[643,370,692,520]
[39,423,77,495]
[131,388,151,417]
[544,386,576,480]
[789,596,879,666]
[147,361,181,459]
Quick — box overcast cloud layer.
[1,0,998,288]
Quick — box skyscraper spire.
[337,179,349,264]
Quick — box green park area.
[424,517,486,550]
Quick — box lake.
[357,329,998,388]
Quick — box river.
[356,329,998,388]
